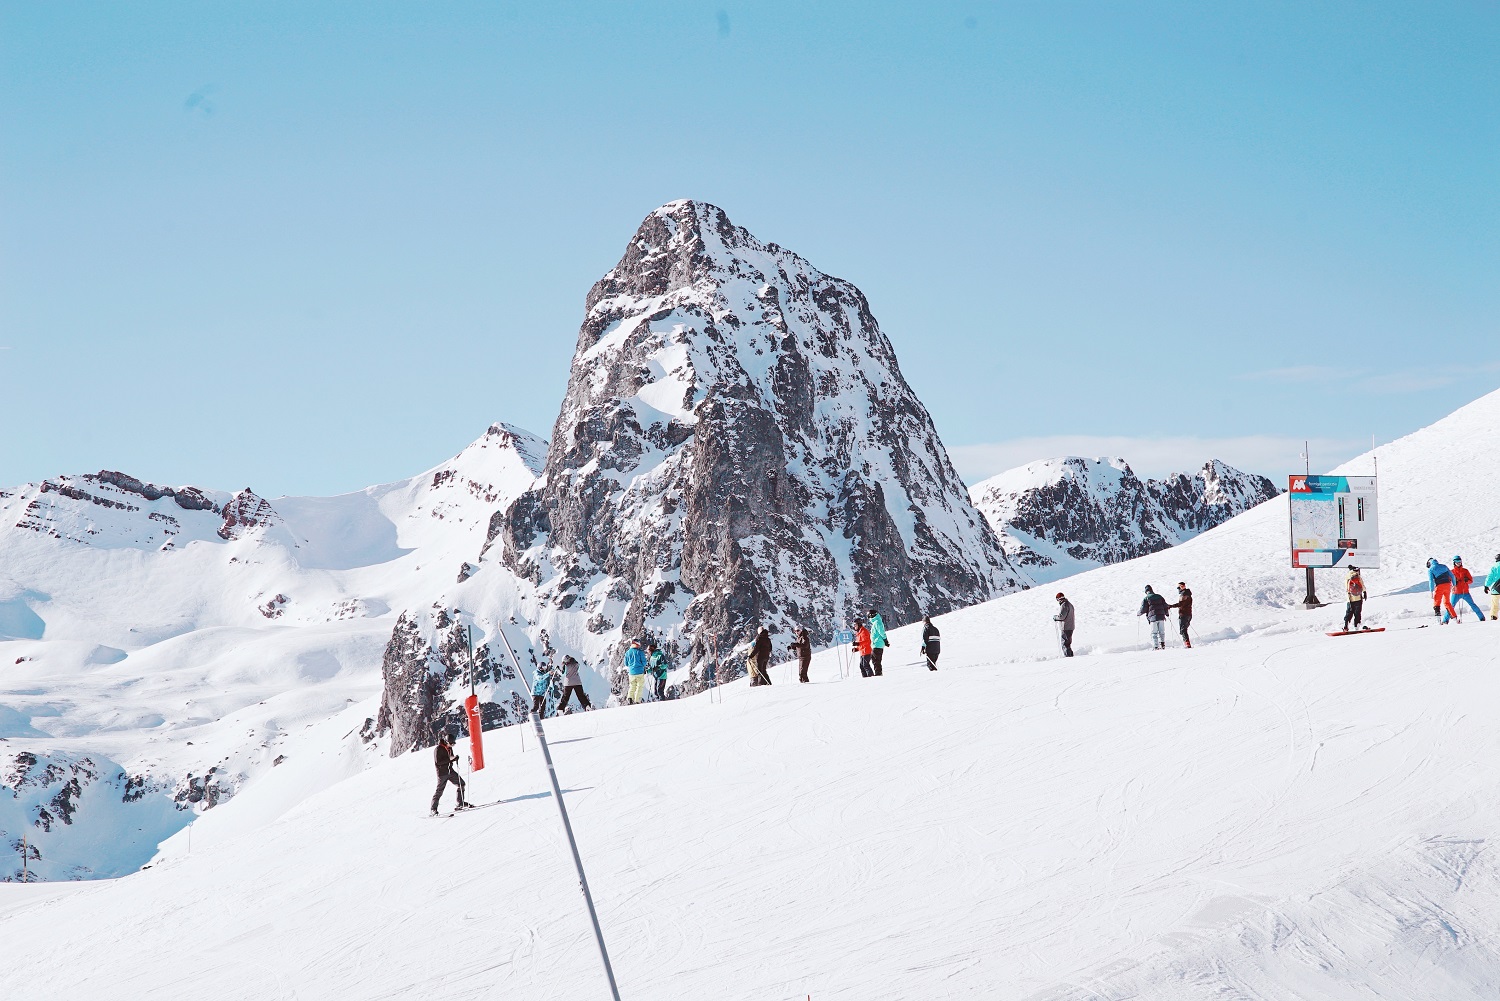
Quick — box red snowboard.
[1327,628,1386,637]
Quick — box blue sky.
[2,2,1496,495]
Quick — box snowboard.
[1327,628,1385,637]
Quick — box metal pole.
[494,627,622,1001]
[21,833,27,882]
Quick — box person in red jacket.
[853,622,873,678]
[1451,556,1487,621]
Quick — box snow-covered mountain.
[492,199,1016,673]
[5,386,1500,999]
[970,456,1280,585]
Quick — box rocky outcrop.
[971,457,1281,585]
[494,200,1018,668]
[218,489,285,541]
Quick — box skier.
[868,609,888,676]
[751,627,773,686]
[1052,593,1075,657]
[648,643,670,701]
[1343,567,1368,631]
[1450,556,1487,621]
[920,616,941,670]
[624,639,648,703]
[789,626,812,683]
[1427,558,1461,624]
[1487,554,1500,621]
[853,621,873,678]
[555,655,592,713]
[530,663,553,718]
[1138,585,1170,650]
[1168,582,1193,648]
[430,733,470,816]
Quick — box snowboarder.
[790,627,812,683]
[624,639,648,703]
[530,663,553,718]
[1486,554,1500,621]
[1427,558,1461,624]
[1169,582,1193,648]
[854,622,873,678]
[1138,585,1170,650]
[648,643,670,701]
[1451,557,1487,621]
[750,627,773,686]
[868,609,888,676]
[1052,593,1075,657]
[1343,567,1368,631]
[555,655,592,712]
[920,616,941,669]
[430,734,470,816]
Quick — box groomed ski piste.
[4,388,1500,1000]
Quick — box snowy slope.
[3,388,1499,996]
[0,423,547,879]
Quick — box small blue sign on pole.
[833,629,855,644]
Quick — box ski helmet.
[1427,558,1435,567]
[1055,592,1065,600]
[1453,556,1463,564]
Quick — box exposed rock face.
[496,199,1017,668]
[218,489,286,541]
[970,457,1281,585]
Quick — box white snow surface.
[2,386,1500,995]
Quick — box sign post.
[1288,473,1380,609]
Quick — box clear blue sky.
[2,2,1496,495]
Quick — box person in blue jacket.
[531,663,554,718]
[624,639,648,704]
[1427,558,1460,623]
[867,609,888,676]
[648,643,670,701]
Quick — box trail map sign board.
[1288,474,1380,569]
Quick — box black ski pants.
[1060,630,1073,658]
[798,656,811,683]
[431,765,466,813]
[1178,614,1192,641]
[556,685,591,712]
[1343,600,1363,630]
[752,656,772,686]
[924,641,940,670]
[871,647,884,676]
[654,677,667,701]
[858,654,872,678]
[531,694,547,718]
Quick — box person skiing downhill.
[555,655,592,713]
[1427,559,1461,624]
[1168,582,1193,648]
[920,616,941,670]
[1343,567,1368,631]
[868,609,888,676]
[648,643,670,701]
[854,622,873,678]
[790,627,813,683]
[624,639,648,703]
[1448,557,1487,621]
[1052,594,1075,657]
[1138,586,1170,650]
[1486,554,1500,621]
[750,627,773,686]
[430,734,470,816]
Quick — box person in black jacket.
[430,734,470,816]
[789,627,812,683]
[751,627,773,686]
[1139,585,1170,651]
[920,616,941,670]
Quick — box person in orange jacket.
[853,622,873,678]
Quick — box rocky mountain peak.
[497,200,1016,670]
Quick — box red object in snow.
[464,693,485,771]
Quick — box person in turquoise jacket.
[624,639,648,704]
[1486,554,1500,621]
[648,644,669,701]
[867,609,888,676]
[530,664,554,718]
